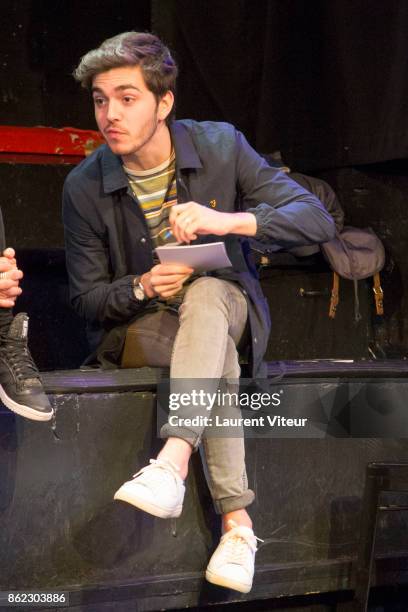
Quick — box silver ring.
[0,272,7,280]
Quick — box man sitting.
[63,31,335,593]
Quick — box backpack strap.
[373,272,384,315]
[329,271,339,318]
[353,279,362,322]
[329,272,384,319]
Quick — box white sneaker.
[205,520,263,593]
[113,458,185,518]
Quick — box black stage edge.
[40,360,408,395]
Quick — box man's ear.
[157,90,174,121]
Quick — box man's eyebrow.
[91,85,142,94]
[115,84,142,92]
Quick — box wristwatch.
[132,276,147,302]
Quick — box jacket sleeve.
[62,179,146,327]
[289,172,345,232]
[235,131,336,248]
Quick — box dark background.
[2,0,408,170]
[0,0,407,368]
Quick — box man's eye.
[93,98,106,107]
[123,96,134,104]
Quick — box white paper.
[155,242,232,272]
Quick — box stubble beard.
[120,112,161,163]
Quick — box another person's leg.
[0,207,53,421]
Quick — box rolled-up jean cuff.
[160,423,201,451]
[213,489,255,514]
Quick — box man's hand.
[141,263,194,299]
[0,248,23,308]
[169,202,257,244]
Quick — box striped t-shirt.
[124,151,177,248]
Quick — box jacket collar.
[100,145,128,195]
[100,120,202,194]
[170,120,202,170]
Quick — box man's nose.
[106,100,121,122]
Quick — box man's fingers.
[170,209,199,244]
[0,257,17,272]
[151,271,192,297]
[149,262,193,296]
[6,269,23,281]
[0,286,22,298]
[151,270,192,282]
[151,275,190,290]
[3,248,16,259]
[0,271,23,286]
[170,218,184,243]
[169,202,192,222]
[151,263,193,275]
[169,202,200,243]
[0,298,16,308]
[179,219,197,244]
[155,285,182,297]
[174,223,192,244]
[155,279,189,298]
[0,280,19,290]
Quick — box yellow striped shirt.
[124,151,177,247]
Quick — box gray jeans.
[122,277,255,514]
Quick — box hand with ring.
[169,201,231,244]
[169,201,257,244]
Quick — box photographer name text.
[168,415,308,427]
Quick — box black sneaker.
[0,313,53,421]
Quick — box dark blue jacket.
[63,120,335,376]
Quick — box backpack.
[289,173,385,322]
[321,226,385,322]
[258,161,386,322]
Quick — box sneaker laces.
[132,458,183,485]
[219,521,264,565]
[0,334,41,384]
[0,314,41,385]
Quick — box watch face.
[134,285,145,301]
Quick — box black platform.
[1,362,408,610]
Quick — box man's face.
[92,65,171,160]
